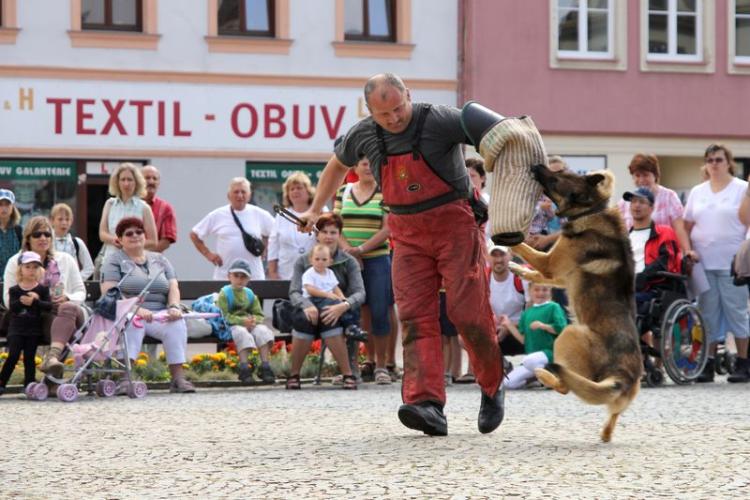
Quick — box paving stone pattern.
[1,378,749,499]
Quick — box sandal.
[386,364,402,382]
[359,361,376,382]
[342,374,358,390]
[374,368,392,385]
[454,373,476,384]
[285,374,301,390]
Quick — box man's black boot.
[697,358,714,383]
[397,401,448,436]
[727,357,750,383]
[478,386,506,434]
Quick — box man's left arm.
[637,238,678,290]
[155,203,177,252]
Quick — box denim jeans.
[361,254,394,336]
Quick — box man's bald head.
[364,73,407,104]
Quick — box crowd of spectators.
[2,143,750,395]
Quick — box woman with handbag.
[100,217,194,393]
[190,177,274,279]
[3,216,87,377]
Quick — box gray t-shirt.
[334,102,472,196]
[100,250,177,311]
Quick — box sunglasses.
[123,229,144,237]
[30,231,52,239]
[705,158,725,164]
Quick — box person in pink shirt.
[617,154,692,255]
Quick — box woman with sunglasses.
[100,217,194,393]
[3,216,87,376]
[685,144,750,383]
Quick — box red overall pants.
[383,151,503,407]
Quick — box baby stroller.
[26,261,164,402]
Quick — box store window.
[736,0,750,61]
[218,0,275,37]
[344,0,395,42]
[557,0,612,57]
[647,0,701,60]
[0,160,79,226]
[82,0,142,31]
[245,162,325,214]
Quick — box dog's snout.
[531,164,547,180]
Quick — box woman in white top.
[3,216,86,378]
[50,203,94,280]
[267,172,318,280]
[98,163,158,260]
[684,144,750,383]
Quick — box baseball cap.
[228,258,252,277]
[623,187,655,205]
[488,244,509,255]
[20,251,43,265]
[0,189,15,203]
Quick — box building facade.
[0,0,459,278]
[461,0,750,199]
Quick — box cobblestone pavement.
[1,375,749,499]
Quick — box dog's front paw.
[508,261,529,279]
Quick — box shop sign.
[0,160,77,181]
[246,163,326,184]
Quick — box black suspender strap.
[411,104,431,160]
[374,124,389,167]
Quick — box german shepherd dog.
[509,166,642,442]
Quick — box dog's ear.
[586,174,605,187]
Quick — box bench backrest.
[85,280,291,303]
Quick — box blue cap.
[0,189,15,203]
[623,187,654,205]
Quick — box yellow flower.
[135,359,147,367]
[0,352,8,360]
[182,363,189,369]
[64,358,75,366]
[211,365,220,371]
[158,351,167,362]
[34,356,43,366]
[210,353,226,363]
[191,355,203,364]
[138,352,149,361]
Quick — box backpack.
[191,293,232,341]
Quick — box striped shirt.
[334,184,389,259]
[103,196,147,258]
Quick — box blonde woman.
[0,188,23,275]
[98,163,157,260]
[267,172,318,280]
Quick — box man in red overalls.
[300,73,505,436]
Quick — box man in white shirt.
[488,245,528,356]
[190,177,274,280]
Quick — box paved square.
[2,379,748,498]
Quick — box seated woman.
[100,217,194,393]
[286,213,365,390]
[3,216,87,378]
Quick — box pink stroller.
[26,261,162,402]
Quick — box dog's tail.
[546,363,626,405]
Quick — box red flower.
[286,342,293,352]
[271,340,285,355]
[310,339,322,354]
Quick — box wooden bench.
[0,280,292,349]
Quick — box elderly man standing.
[191,177,274,280]
[298,73,506,436]
[142,165,177,253]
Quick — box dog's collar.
[564,200,609,222]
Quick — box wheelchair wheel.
[645,369,664,388]
[659,299,708,384]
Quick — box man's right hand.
[297,209,322,234]
[206,252,223,266]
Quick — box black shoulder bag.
[230,208,265,257]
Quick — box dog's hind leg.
[601,412,620,443]
[535,367,569,394]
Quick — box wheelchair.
[636,269,709,386]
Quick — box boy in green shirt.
[218,259,275,384]
[500,282,567,389]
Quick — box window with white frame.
[557,0,613,58]
[647,0,701,60]
[736,0,750,61]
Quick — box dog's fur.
[509,166,642,442]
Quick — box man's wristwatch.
[343,300,351,309]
